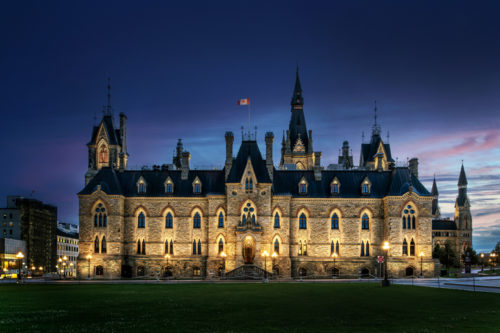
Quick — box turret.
[225,132,234,180]
[265,132,274,180]
[431,176,441,218]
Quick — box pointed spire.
[291,66,304,107]
[431,175,439,196]
[371,100,381,136]
[103,77,113,117]
[458,162,468,187]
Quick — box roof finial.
[371,100,381,136]
[386,131,390,143]
[374,100,378,126]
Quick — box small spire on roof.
[458,162,468,187]
[432,175,439,196]
[372,100,381,136]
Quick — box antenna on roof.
[361,131,365,143]
[386,131,390,143]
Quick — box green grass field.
[0,283,499,332]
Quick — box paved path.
[392,276,500,293]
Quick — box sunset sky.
[1,1,499,252]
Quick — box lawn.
[0,283,499,332]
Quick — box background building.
[57,222,79,277]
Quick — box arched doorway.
[242,236,255,264]
[299,267,307,277]
[360,268,370,278]
[405,266,414,277]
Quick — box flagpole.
[248,102,251,137]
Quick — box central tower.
[280,68,315,170]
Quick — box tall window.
[362,183,370,194]
[410,239,415,256]
[336,241,340,255]
[101,236,107,254]
[193,213,201,228]
[192,240,197,255]
[138,212,145,228]
[137,240,141,254]
[165,213,173,228]
[403,239,408,255]
[298,240,302,255]
[94,236,99,253]
[99,145,109,164]
[94,203,107,228]
[360,241,365,256]
[218,212,224,228]
[165,179,174,194]
[245,178,253,192]
[331,181,339,194]
[141,240,146,255]
[197,240,202,255]
[331,213,339,229]
[402,205,416,230]
[361,214,369,230]
[170,240,174,255]
[274,212,280,229]
[165,239,169,254]
[218,238,224,254]
[303,240,307,256]
[330,241,334,255]
[365,241,370,256]
[138,182,146,194]
[299,180,307,194]
[299,213,307,229]
[274,239,280,254]
[193,181,201,194]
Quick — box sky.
[0,1,499,252]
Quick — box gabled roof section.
[227,140,271,183]
[432,219,457,231]
[360,134,394,164]
[431,176,439,196]
[79,168,225,196]
[88,115,121,146]
[387,168,431,196]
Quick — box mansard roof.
[360,134,394,164]
[88,115,121,146]
[273,167,431,198]
[226,140,272,183]
[79,168,225,196]
[432,219,457,231]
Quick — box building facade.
[77,72,443,279]
[57,222,79,277]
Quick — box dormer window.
[298,178,308,195]
[245,178,253,192]
[165,177,174,194]
[331,177,340,195]
[137,177,147,194]
[361,177,371,195]
[193,177,202,194]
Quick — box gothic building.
[431,165,473,257]
[76,71,468,279]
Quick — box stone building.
[78,72,441,279]
[431,166,473,256]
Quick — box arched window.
[137,240,141,254]
[138,182,146,194]
[274,212,280,229]
[245,178,253,192]
[101,236,107,254]
[336,241,340,255]
[98,144,108,164]
[165,178,174,194]
[274,239,280,254]
[303,241,308,256]
[138,212,145,228]
[331,180,340,195]
[361,214,369,230]
[193,212,201,228]
[193,178,202,194]
[330,241,334,255]
[298,240,303,255]
[197,240,202,255]
[402,204,417,230]
[218,238,224,254]
[170,240,174,255]
[94,236,99,253]
[299,213,307,229]
[218,212,224,228]
[365,241,370,256]
[299,267,307,277]
[165,212,173,228]
[165,239,169,254]
[360,241,365,256]
[402,239,408,255]
[331,213,339,229]
[192,240,197,255]
[410,239,415,256]
[299,179,307,194]
[94,203,107,228]
[95,265,104,276]
[141,240,146,255]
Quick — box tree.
[432,243,442,259]
[439,240,458,271]
[461,247,478,265]
[494,241,500,254]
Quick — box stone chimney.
[225,132,234,180]
[265,132,274,180]
[181,151,191,180]
[376,153,384,172]
[313,152,322,181]
[409,158,419,179]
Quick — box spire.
[291,66,304,107]
[458,162,468,187]
[371,100,381,137]
[104,77,113,116]
[431,175,439,196]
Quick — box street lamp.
[419,251,424,277]
[480,253,484,272]
[382,241,390,287]
[16,252,24,283]
[332,252,338,278]
[86,254,92,279]
[220,251,227,279]
[271,252,277,278]
[58,257,63,279]
[164,254,171,280]
[70,263,74,277]
[491,253,497,270]
[261,250,269,281]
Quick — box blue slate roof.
[361,134,394,164]
[432,219,457,230]
[88,115,122,146]
[226,140,272,183]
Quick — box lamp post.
[382,241,390,287]
[419,251,424,277]
[63,256,68,278]
[491,253,497,270]
[262,250,269,281]
[332,252,338,278]
[220,251,227,279]
[58,257,63,279]
[86,254,92,279]
[70,263,74,278]
[164,254,171,280]
[480,253,484,272]
[16,252,24,283]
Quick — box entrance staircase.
[224,264,272,280]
